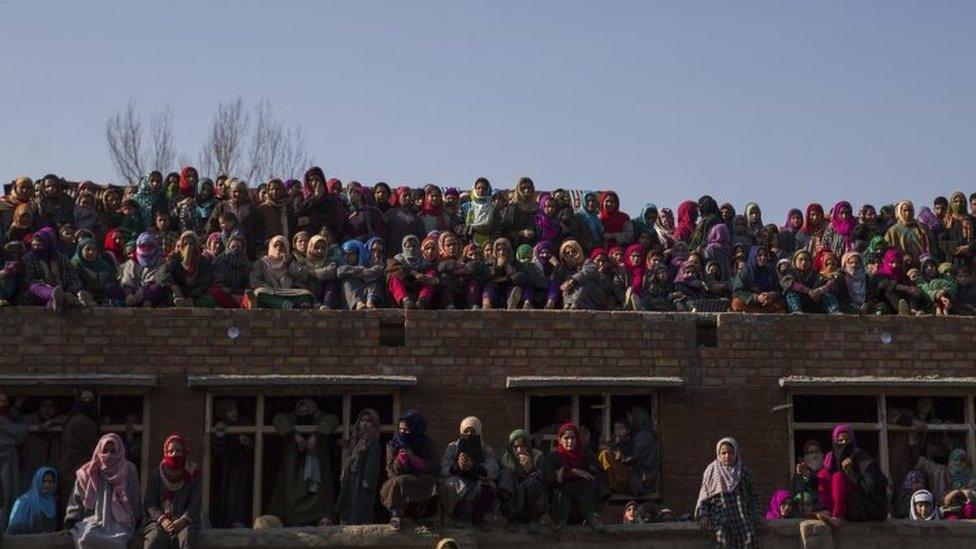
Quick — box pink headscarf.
[764,489,793,519]
[878,249,904,281]
[675,200,698,241]
[76,433,133,528]
[829,201,856,238]
[624,243,647,293]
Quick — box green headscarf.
[72,237,114,274]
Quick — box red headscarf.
[624,243,647,293]
[394,186,412,209]
[326,178,343,195]
[159,434,198,503]
[178,166,197,198]
[77,433,133,528]
[555,422,586,471]
[103,229,125,264]
[589,248,607,261]
[878,248,904,282]
[802,203,825,236]
[675,200,698,241]
[598,191,630,236]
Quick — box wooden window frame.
[200,389,402,528]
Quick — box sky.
[1,1,975,218]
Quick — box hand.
[841,457,854,473]
[521,229,535,239]
[170,517,189,534]
[159,516,174,533]
[517,452,533,471]
[795,461,809,477]
[294,433,308,452]
[573,468,595,481]
[214,421,227,434]
[458,452,473,472]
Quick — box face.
[475,180,490,197]
[585,195,599,213]
[748,209,761,223]
[422,241,438,261]
[482,242,493,259]
[310,239,327,258]
[374,186,390,205]
[272,239,287,257]
[559,430,577,451]
[629,250,642,266]
[734,217,747,232]
[862,207,877,223]
[225,406,239,422]
[370,241,384,260]
[38,399,56,419]
[296,400,312,416]
[824,256,838,271]
[805,445,824,469]
[721,206,733,221]
[845,254,861,271]
[295,233,309,253]
[779,500,793,518]
[155,213,170,231]
[398,420,411,435]
[518,180,533,197]
[444,193,458,209]
[838,206,851,221]
[462,426,477,436]
[610,249,624,264]
[934,203,947,218]
[228,238,243,253]
[42,179,59,197]
[344,251,359,265]
[80,390,95,404]
[638,233,652,249]
[165,441,184,458]
[808,210,822,224]
[795,253,811,271]
[358,413,376,431]
[624,505,636,522]
[756,249,769,267]
[426,188,441,207]
[900,203,914,221]
[41,472,56,494]
[31,238,44,253]
[718,442,736,466]
[512,437,528,454]
[403,238,418,256]
[537,246,552,262]
[613,421,629,439]
[59,224,76,242]
[494,242,510,261]
[594,254,610,272]
[443,236,460,258]
[81,243,97,261]
[923,262,938,278]
[231,186,246,202]
[915,500,933,519]
[103,441,116,454]
[790,212,803,227]
[604,195,618,212]
[543,200,556,216]
[269,181,284,201]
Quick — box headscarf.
[899,470,927,499]
[704,223,733,280]
[829,200,856,238]
[781,208,803,233]
[29,227,57,262]
[178,166,197,198]
[559,239,585,269]
[8,466,58,530]
[918,207,941,231]
[76,433,133,528]
[363,236,384,266]
[213,234,249,281]
[554,423,585,471]
[395,235,425,270]
[624,243,646,293]
[825,424,856,473]
[347,409,381,475]
[745,246,777,292]
[516,244,533,263]
[801,203,825,236]
[466,178,494,227]
[675,200,698,241]
[512,177,536,213]
[534,193,562,243]
[420,185,444,216]
[263,235,290,270]
[302,167,326,199]
[744,202,763,235]
[159,434,198,502]
[878,248,904,282]
[598,191,629,235]
[655,207,675,244]
[72,236,114,274]
[390,410,428,458]
[74,190,99,231]
[947,449,973,490]
[195,177,218,221]
[764,489,792,520]
[502,429,540,472]
[4,176,35,205]
[895,200,917,226]
[632,203,658,238]
[132,174,164,227]
[946,191,974,240]
[909,489,940,521]
[576,191,604,241]
[135,231,162,268]
[841,251,867,305]
[696,437,742,514]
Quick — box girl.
[143,434,201,548]
[909,489,940,521]
[695,437,761,548]
[599,191,632,248]
[820,201,856,258]
[764,489,794,519]
[334,409,382,525]
[65,433,143,549]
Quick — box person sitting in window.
[143,434,201,549]
[892,471,928,519]
[65,433,143,549]
[791,440,823,508]
[380,410,438,531]
[816,424,889,524]
[267,399,339,527]
[909,489,941,521]
[440,417,498,528]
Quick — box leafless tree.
[105,99,178,184]
[246,99,312,184]
[105,99,144,185]
[199,97,249,179]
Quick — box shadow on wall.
[6,521,976,549]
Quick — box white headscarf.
[695,437,742,516]
[909,489,940,521]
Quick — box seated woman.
[210,234,250,308]
[731,246,784,313]
[780,249,841,314]
[246,235,315,309]
[6,466,59,534]
[941,488,976,520]
[334,409,382,525]
[598,419,633,493]
[561,248,615,310]
[72,236,123,306]
[65,433,143,549]
[387,235,437,309]
[19,227,91,311]
[695,437,761,549]
[498,429,546,530]
[875,248,925,315]
[482,238,524,309]
[915,448,976,504]
[545,423,605,531]
[167,231,222,308]
[294,234,340,309]
[120,232,173,307]
[440,417,499,527]
[268,399,340,526]
[435,232,478,309]
[816,424,889,523]
[638,262,682,311]
[143,434,201,549]
[909,489,940,521]
[380,410,438,531]
[337,239,386,309]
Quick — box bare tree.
[247,99,312,184]
[149,105,175,174]
[106,99,178,184]
[199,97,248,178]
[105,99,144,185]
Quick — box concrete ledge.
[505,376,685,389]
[186,374,418,387]
[780,375,976,388]
[6,520,976,549]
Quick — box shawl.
[394,235,427,270]
[466,180,494,227]
[302,167,326,199]
[918,207,942,231]
[390,410,429,458]
[262,235,290,271]
[534,194,562,243]
[76,433,133,528]
[213,235,250,281]
[696,437,742,513]
[624,243,647,293]
[30,227,57,262]
[764,489,792,519]
[824,424,856,473]
[946,191,974,240]
[178,230,200,277]
[675,200,698,241]
[598,191,629,234]
[346,409,381,475]
[8,466,58,530]
[419,186,445,217]
[132,174,164,227]
[781,208,803,233]
[178,166,197,198]
[502,429,542,472]
[841,251,867,305]
[73,191,99,231]
[576,192,604,240]
[554,423,585,471]
[909,489,940,521]
[829,201,856,237]
[72,237,115,274]
[655,207,676,245]
[4,176,34,205]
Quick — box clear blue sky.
[2,1,974,219]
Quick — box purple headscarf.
[135,232,162,268]
[782,208,803,233]
[30,227,58,261]
[534,193,562,243]
[917,207,942,231]
[764,489,792,519]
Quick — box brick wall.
[3,308,975,511]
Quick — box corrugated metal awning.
[0,374,157,387]
[187,374,417,388]
[506,376,684,389]
[780,375,976,388]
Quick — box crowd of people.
[1,386,974,548]
[3,169,976,314]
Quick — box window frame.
[200,388,402,528]
[786,390,976,482]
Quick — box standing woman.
[380,410,438,530]
[598,191,632,248]
[545,423,605,531]
[463,178,495,249]
[695,437,761,549]
[820,201,857,259]
[65,433,143,549]
[574,192,604,252]
[502,177,538,248]
[143,434,201,549]
[884,201,929,260]
[334,409,382,525]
